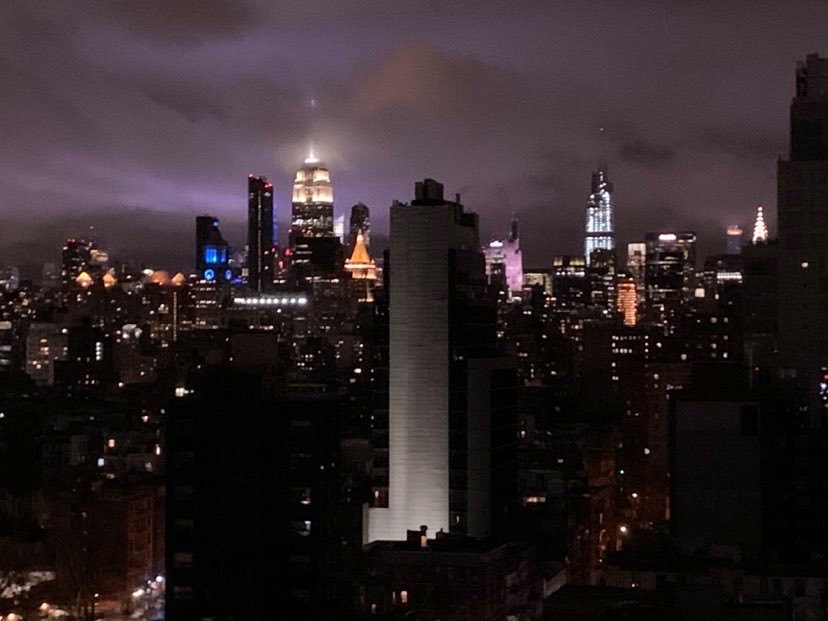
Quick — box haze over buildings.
[3,3,828,273]
[2,5,828,620]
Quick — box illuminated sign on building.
[203,246,228,265]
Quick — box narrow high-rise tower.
[247,174,274,292]
[290,150,334,247]
[778,53,828,382]
[367,179,516,542]
[584,167,615,265]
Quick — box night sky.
[2,1,827,275]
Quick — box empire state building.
[584,167,615,265]
[289,148,334,247]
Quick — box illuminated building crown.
[752,205,768,243]
[344,231,376,280]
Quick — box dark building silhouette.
[742,240,778,374]
[247,174,275,292]
[356,534,542,619]
[670,365,828,562]
[671,376,764,556]
[290,236,343,283]
[349,202,370,249]
[165,365,349,619]
[777,53,828,392]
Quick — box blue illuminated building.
[196,215,231,282]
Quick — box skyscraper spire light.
[752,205,768,244]
[305,97,319,164]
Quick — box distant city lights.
[233,295,309,307]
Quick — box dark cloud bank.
[1,1,825,276]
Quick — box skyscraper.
[290,152,334,247]
[726,225,744,254]
[367,179,516,542]
[349,202,370,248]
[344,231,377,302]
[627,241,646,300]
[617,277,637,326]
[196,215,230,282]
[644,232,697,331]
[778,53,828,382]
[751,206,768,244]
[61,238,92,289]
[247,174,275,292]
[482,217,523,298]
[584,167,615,265]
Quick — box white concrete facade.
[367,198,478,542]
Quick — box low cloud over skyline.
[1,1,826,275]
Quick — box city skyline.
[2,8,828,615]
[2,2,827,274]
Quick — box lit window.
[400,590,408,604]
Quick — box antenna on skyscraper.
[598,126,609,173]
[306,97,319,164]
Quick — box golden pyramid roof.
[148,270,171,285]
[347,231,372,266]
[75,271,93,287]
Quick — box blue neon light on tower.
[584,166,615,266]
[196,216,231,281]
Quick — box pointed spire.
[509,215,519,243]
[347,231,372,268]
[752,205,768,244]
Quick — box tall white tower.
[367,179,505,543]
[584,167,615,265]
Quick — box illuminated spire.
[752,205,768,244]
[345,231,375,278]
[344,230,376,302]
